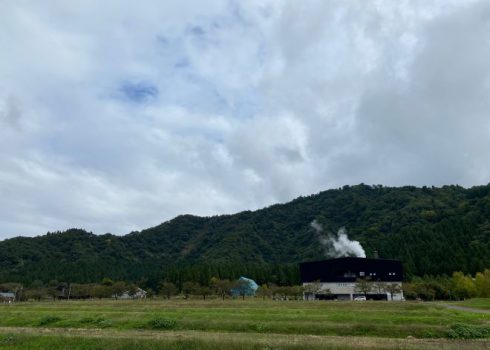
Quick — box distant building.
[118,287,147,299]
[300,257,404,301]
[0,292,16,303]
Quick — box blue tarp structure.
[230,276,259,297]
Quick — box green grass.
[1,299,488,338]
[0,299,489,349]
[0,330,489,350]
[454,298,490,310]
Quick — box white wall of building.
[303,282,404,301]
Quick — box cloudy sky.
[1,0,489,239]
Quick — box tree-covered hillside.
[1,184,489,285]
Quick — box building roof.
[300,257,403,283]
[0,292,16,298]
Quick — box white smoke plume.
[311,220,366,258]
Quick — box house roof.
[0,292,16,298]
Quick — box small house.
[0,292,16,303]
[118,287,147,299]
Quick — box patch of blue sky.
[153,37,262,117]
[165,50,262,117]
[188,25,205,37]
[174,59,190,69]
[147,7,266,118]
[184,5,247,47]
[119,81,159,104]
[156,68,262,119]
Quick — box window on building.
[359,272,365,277]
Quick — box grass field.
[454,298,490,310]
[0,299,489,349]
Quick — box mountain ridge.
[1,183,489,285]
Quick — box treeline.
[2,269,488,303]
[0,263,300,301]
[403,269,490,300]
[0,279,141,301]
[0,278,305,302]
[0,262,299,292]
[156,263,299,290]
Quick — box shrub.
[79,316,112,328]
[446,323,489,339]
[149,317,177,330]
[97,320,113,328]
[250,323,267,332]
[80,316,100,324]
[1,334,15,345]
[38,316,62,326]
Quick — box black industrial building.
[300,257,403,283]
[300,257,404,300]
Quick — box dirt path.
[0,327,489,350]
[437,303,490,314]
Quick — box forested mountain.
[1,184,489,287]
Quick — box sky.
[1,0,489,239]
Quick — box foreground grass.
[0,299,489,350]
[454,298,490,310]
[1,299,488,339]
[0,329,489,350]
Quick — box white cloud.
[0,0,488,238]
